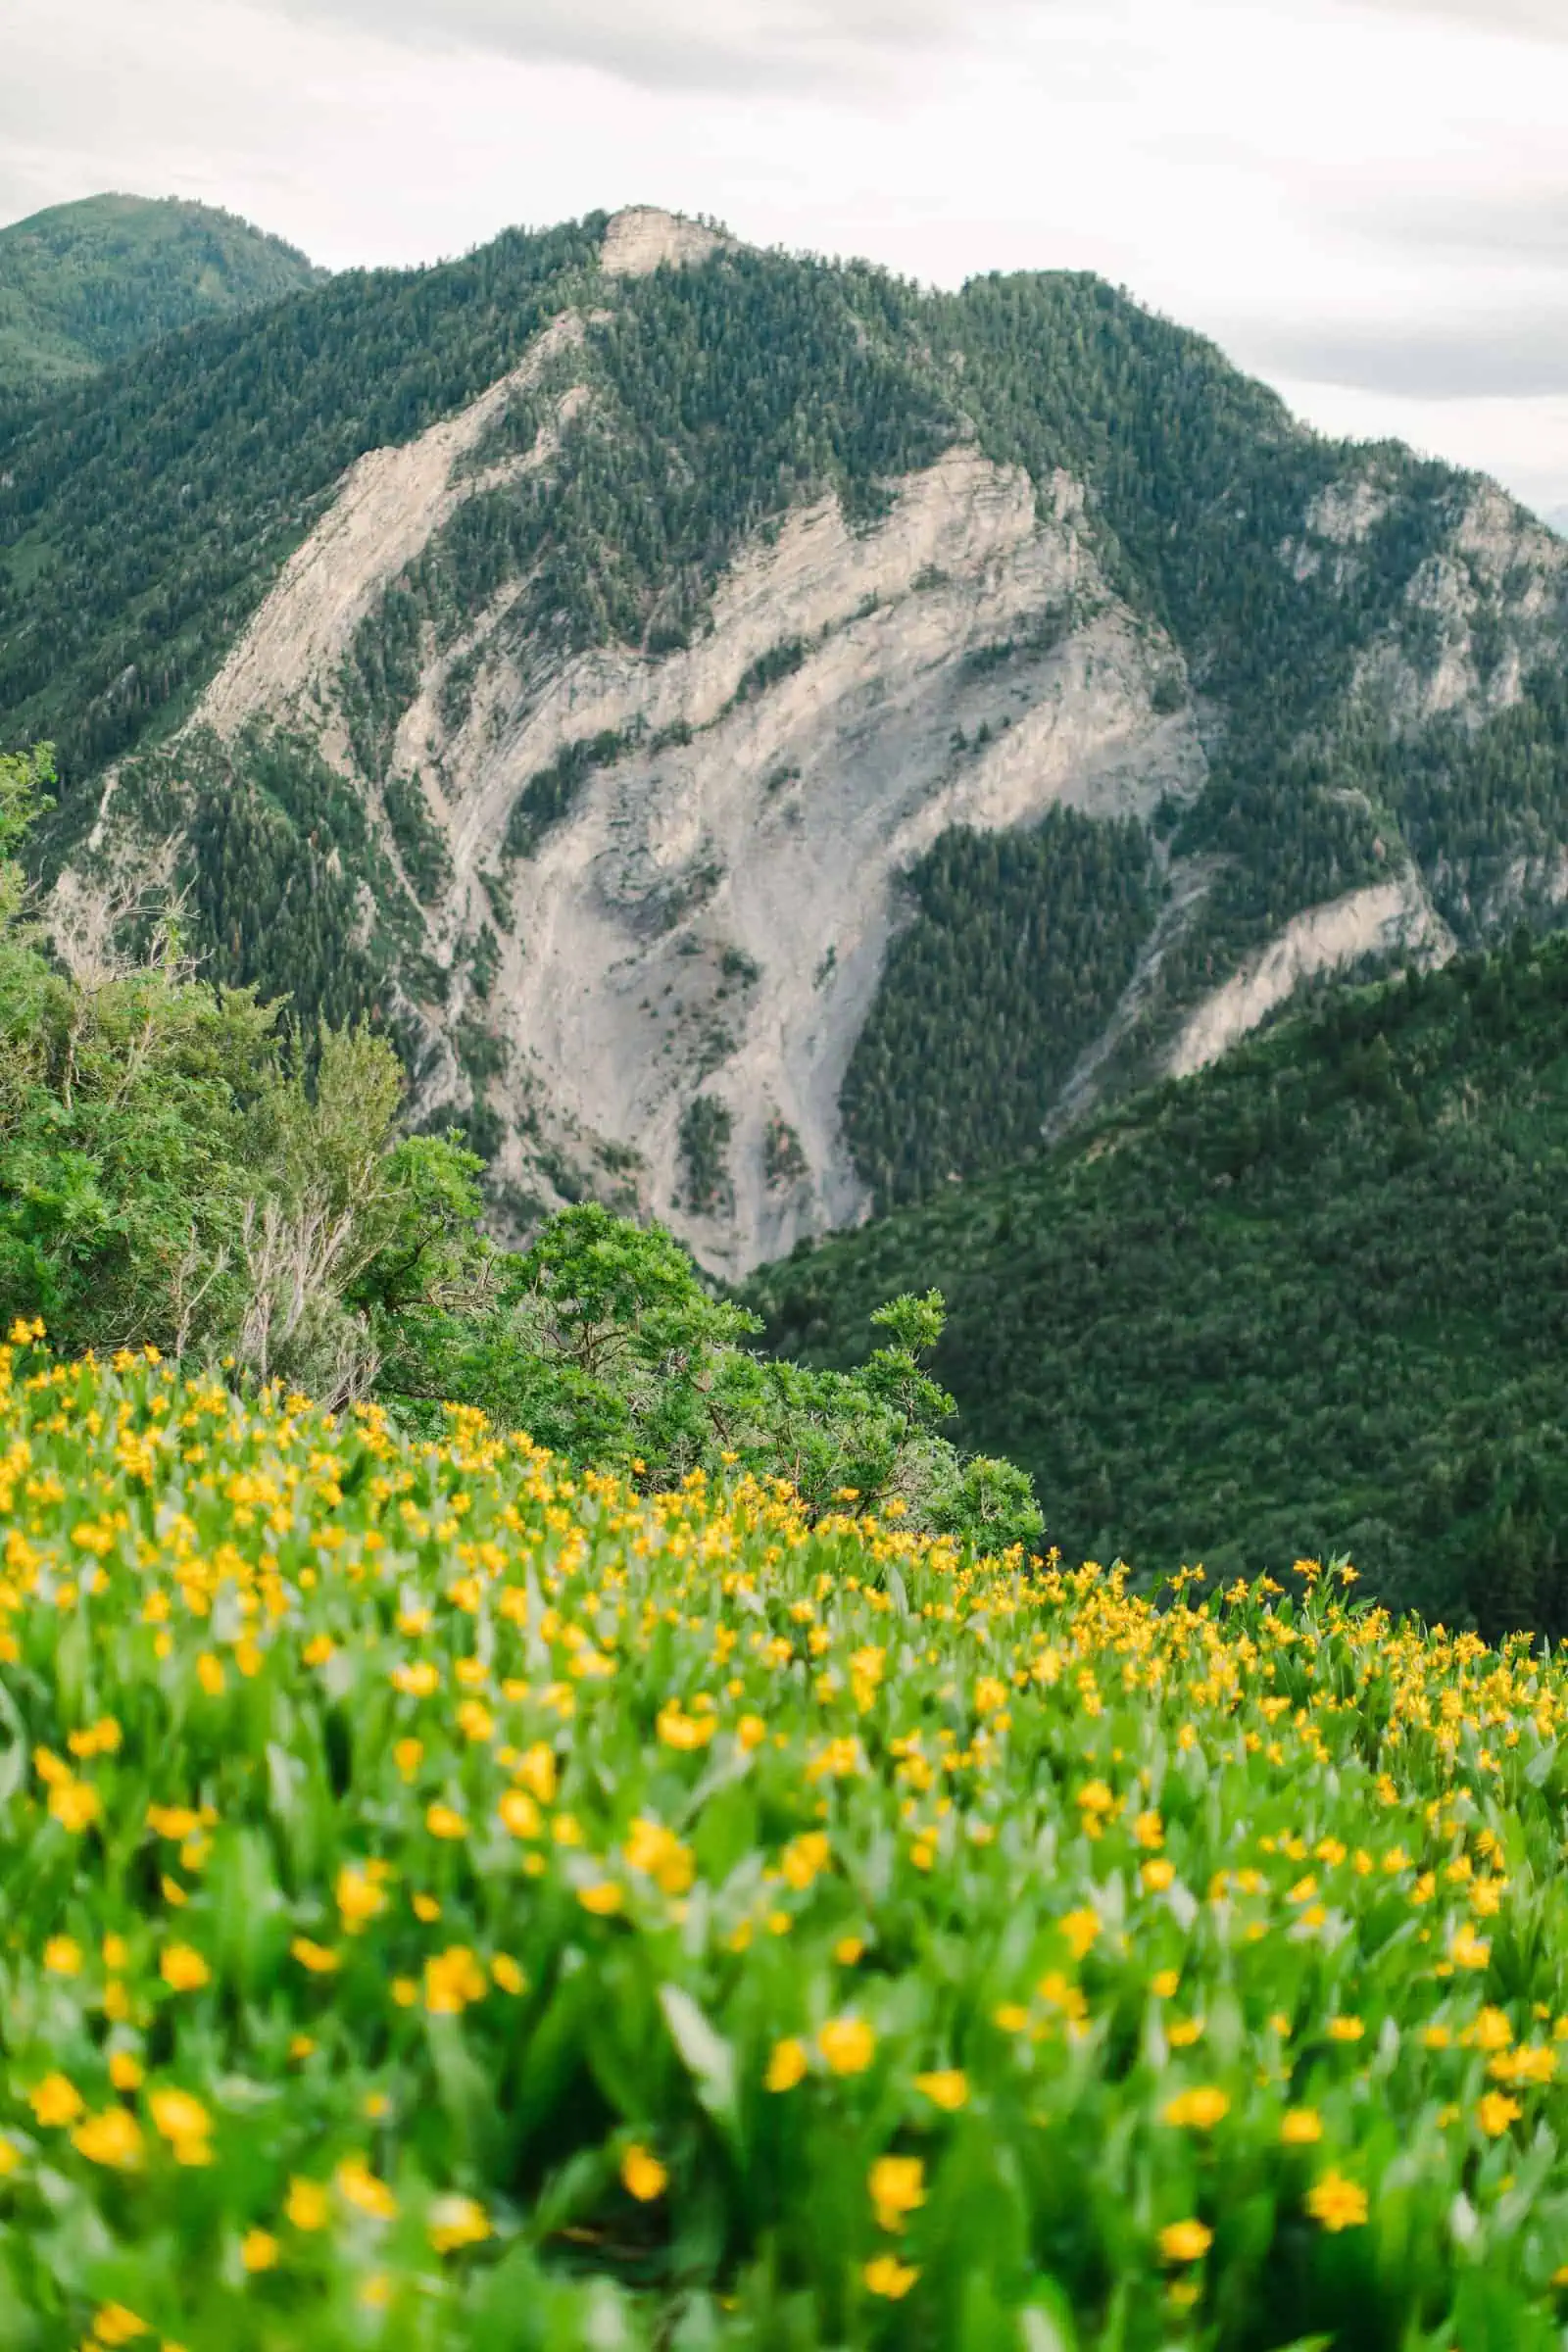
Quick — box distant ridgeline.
[0,193,324,396]
[748,926,1568,1633]
[0,204,1565,1274]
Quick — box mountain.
[746,925,1568,1632]
[0,193,324,394]
[3,204,1567,1277]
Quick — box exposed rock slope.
[16,206,1568,1269]
[1167,872,1453,1082]
[186,419,1202,1274]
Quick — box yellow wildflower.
[286,2178,330,2231]
[499,1788,541,1838]
[766,2038,808,2092]
[1305,2173,1368,2231]
[148,2087,211,2156]
[423,1946,487,2014]
[1162,2087,1229,2130]
[869,2154,925,2231]
[49,1777,102,1834]
[819,2017,876,2076]
[864,2254,920,2298]
[621,2145,668,2202]
[72,2108,144,2169]
[577,1881,624,1917]
[913,2070,969,2111]
[336,2157,399,2222]
[159,1945,210,1992]
[335,1865,387,1932]
[1158,2221,1213,2263]
[427,2193,492,2251]
[1059,1907,1100,1959]
[28,2074,83,2128]
[91,2307,148,2345]
[290,1937,340,1975]
[657,1701,716,1751]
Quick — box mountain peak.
[600,206,734,278]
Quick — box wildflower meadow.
[6,1327,1568,2351]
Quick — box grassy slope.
[747,930,1568,1631]
[0,194,323,393]
[8,1340,1568,2347]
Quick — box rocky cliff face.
[38,208,1568,1271]
[147,417,1201,1275]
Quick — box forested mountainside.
[0,193,325,395]
[748,924,1568,1630]
[2,204,1566,1274]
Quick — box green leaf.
[1014,2280,1080,2352]
[659,1982,737,2131]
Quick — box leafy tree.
[378,1204,1045,1551]
[378,1202,754,1471]
[0,748,479,1395]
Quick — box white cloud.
[250,0,1568,90]
[1354,0,1567,37]
[265,0,1027,90]
[1223,321,1568,403]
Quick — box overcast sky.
[4,0,1566,518]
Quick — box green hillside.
[0,193,324,396]
[3,210,1567,1215]
[747,926,1568,1635]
